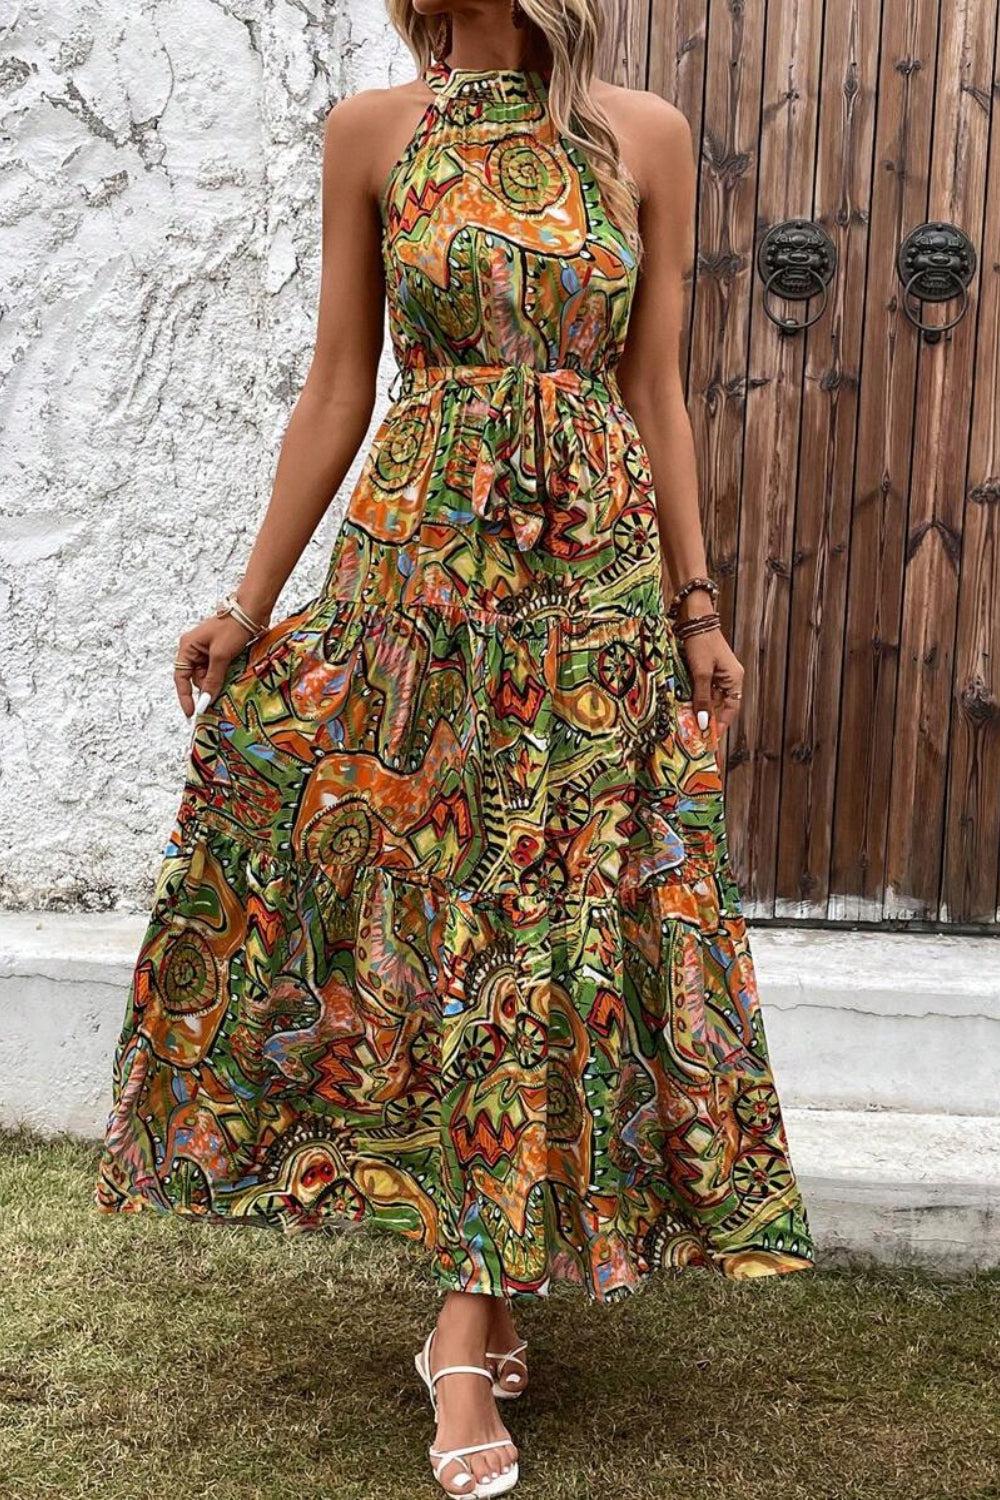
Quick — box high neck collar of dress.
[423,56,551,104]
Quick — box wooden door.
[603,0,1000,929]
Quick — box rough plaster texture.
[0,0,414,910]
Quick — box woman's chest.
[381,126,637,361]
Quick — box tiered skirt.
[96,368,814,1299]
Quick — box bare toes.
[469,1454,492,1485]
[473,1445,512,1484]
[440,1461,475,1496]
[491,1442,517,1476]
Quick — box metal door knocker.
[756,219,837,336]
[897,222,977,344]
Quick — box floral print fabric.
[95,58,814,1299]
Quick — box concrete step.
[785,1108,999,1274]
[751,925,1000,1115]
[1,911,998,1271]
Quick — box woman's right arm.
[174,90,387,716]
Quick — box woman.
[96,1,815,1494]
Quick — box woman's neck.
[445,17,551,74]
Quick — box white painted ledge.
[755,926,1000,1115]
[2,912,999,1270]
[783,1111,1000,1272]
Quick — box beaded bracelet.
[667,576,719,620]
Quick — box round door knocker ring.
[900,269,970,344]
[756,220,838,337]
[761,265,831,336]
[896,222,977,345]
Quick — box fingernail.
[697,709,709,731]
[195,690,212,715]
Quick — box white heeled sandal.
[414,1330,519,1498]
[486,1340,528,1400]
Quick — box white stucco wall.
[0,0,411,911]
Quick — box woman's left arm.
[613,92,744,733]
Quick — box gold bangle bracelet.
[215,593,267,637]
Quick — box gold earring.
[433,13,452,59]
[511,0,526,27]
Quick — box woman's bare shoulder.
[591,75,689,134]
[322,75,438,201]
[590,77,693,203]
[324,74,432,142]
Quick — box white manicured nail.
[697,709,709,731]
[195,690,212,715]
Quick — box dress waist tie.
[392,361,620,551]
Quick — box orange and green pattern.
[96,58,814,1300]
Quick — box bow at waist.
[391,361,621,551]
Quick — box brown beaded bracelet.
[667,575,719,620]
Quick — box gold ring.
[173,661,192,673]
[724,690,743,700]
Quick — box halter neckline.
[423,56,551,102]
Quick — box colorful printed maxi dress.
[96,57,815,1301]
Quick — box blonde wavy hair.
[387,1,642,260]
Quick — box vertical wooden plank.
[684,0,768,656]
[884,0,997,920]
[829,0,939,921]
[647,0,707,119]
[774,0,881,917]
[940,24,1000,926]
[727,0,823,915]
[646,0,709,383]
[598,0,650,87]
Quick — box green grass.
[1,1129,998,1500]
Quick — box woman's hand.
[674,595,745,735]
[173,613,264,718]
[682,628,745,732]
